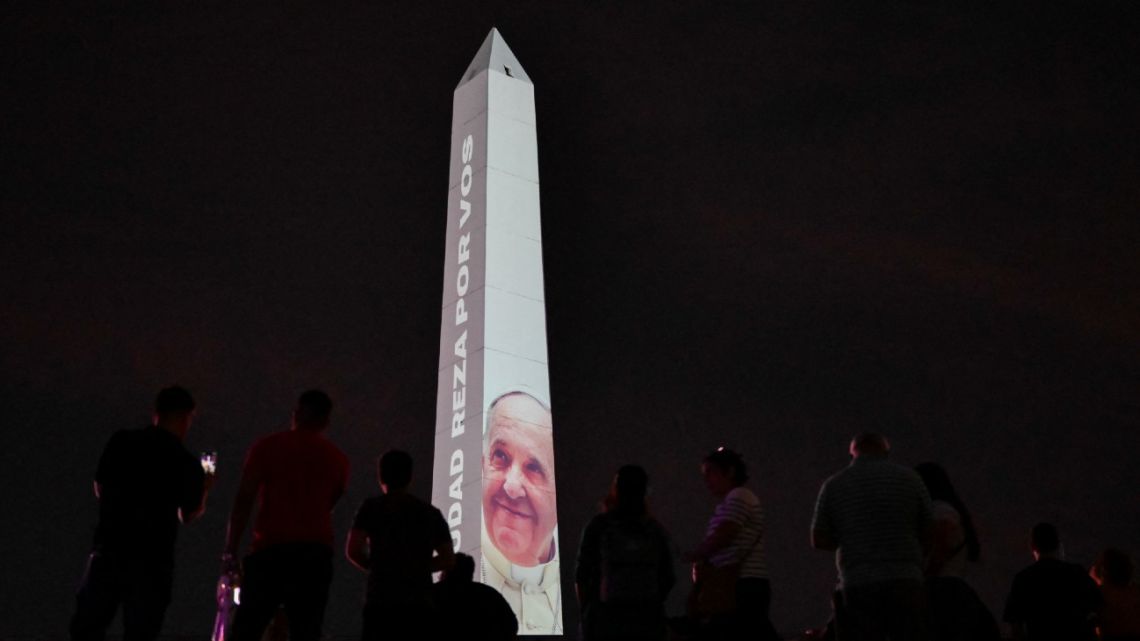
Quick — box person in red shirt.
[222,390,350,641]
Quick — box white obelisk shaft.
[432,29,561,635]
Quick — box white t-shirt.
[706,486,768,579]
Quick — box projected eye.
[526,460,545,477]
[491,448,510,467]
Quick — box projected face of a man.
[482,393,556,567]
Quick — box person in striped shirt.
[811,432,934,641]
[688,447,780,640]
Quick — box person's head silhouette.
[378,449,413,494]
[293,389,332,432]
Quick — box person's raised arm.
[180,452,216,525]
[430,536,456,574]
[429,509,456,574]
[180,471,215,524]
[345,528,370,571]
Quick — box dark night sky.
[2,1,1139,638]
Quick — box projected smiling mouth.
[494,496,534,519]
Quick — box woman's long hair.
[916,462,981,562]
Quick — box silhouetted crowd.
[70,387,1140,641]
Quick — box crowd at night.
[67,386,1138,640]
[3,2,1138,640]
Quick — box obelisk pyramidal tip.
[458,27,532,87]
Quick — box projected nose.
[503,466,526,499]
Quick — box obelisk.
[431,29,562,635]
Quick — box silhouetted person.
[222,390,349,641]
[915,463,980,578]
[70,386,214,641]
[915,462,999,641]
[811,433,933,641]
[687,448,780,640]
[347,449,455,641]
[434,553,518,640]
[1003,522,1102,641]
[1090,548,1140,641]
[577,464,674,641]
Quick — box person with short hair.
[347,449,456,641]
[222,390,349,641]
[1003,523,1103,641]
[70,386,214,641]
[811,433,933,641]
[576,464,674,641]
[434,553,518,640]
